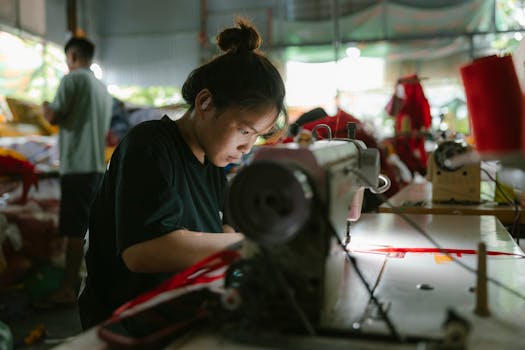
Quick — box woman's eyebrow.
[240,121,260,134]
[241,120,274,135]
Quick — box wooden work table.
[54,214,525,350]
[379,179,524,227]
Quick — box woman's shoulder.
[118,116,184,158]
[127,116,176,139]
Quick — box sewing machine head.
[221,138,383,333]
[228,139,382,242]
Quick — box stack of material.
[0,97,58,137]
[0,179,63,297]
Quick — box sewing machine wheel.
[227,161,314,245]
[433,140,469,172]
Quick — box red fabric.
[460,55,522,153]
[387,134,427,177]
[98,250,241,349]
[383,76,431,179]
[284,109,373,143]
[0,155,39,203]
[386,74,431,132]
[111,249,241,319]
[351,247,525,259]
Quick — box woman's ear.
[201,97,211,110]
[195,89,213,113]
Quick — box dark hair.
[64,37,95,62]
[182,17,287,135]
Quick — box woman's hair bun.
[217,17,262,53]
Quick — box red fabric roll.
[460,55,522,153]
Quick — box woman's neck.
[176,110,206,163]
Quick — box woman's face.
[198,104,278,167]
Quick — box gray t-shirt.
[51,68,112,174]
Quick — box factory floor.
[0,180,80,349]
[1,287,82,349]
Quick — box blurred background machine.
[427,140,481,203]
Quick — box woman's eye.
[239,129,250,135]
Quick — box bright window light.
[90,63,103,79]
[285,61,338,107]
[0,32,42,71]
[345,46,361,59]
[285,57,385,107]
[336,57,384,91]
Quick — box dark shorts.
[59,173,103,238]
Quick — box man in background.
[39,37,112,308]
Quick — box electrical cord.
[350,168,525,303]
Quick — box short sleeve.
[114,129,183,253]
[50,75,75,121]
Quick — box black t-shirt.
[79,116,227,324]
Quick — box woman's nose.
[239,135,257,154]
[238,143,251,154]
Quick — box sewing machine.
[221,138,384,333]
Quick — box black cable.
[306,156,402,341]
[325,217,403,342]
[351,168,525,303]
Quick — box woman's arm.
[122,229,244,273]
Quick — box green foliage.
[496,0,525,30]
[0,30,66,104]
[108,85,182,107]
[492,34,521,53]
